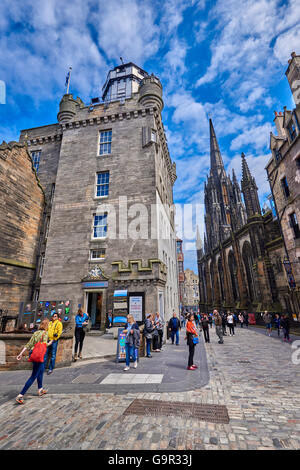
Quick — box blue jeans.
[171,330,179,344]
[44,340,58,371]
[20,361,44,396]
[125,343,136,366]
[146,338,152,356]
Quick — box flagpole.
[66,66,72,94]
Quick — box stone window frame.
[289,211,300,239]
[95,171,109,199]
[39,254,45,278]
[281,176,290,199]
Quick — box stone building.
[183,269,199,309]
[197,120,290,316]
[0,141,44,324]
[176,238,185,312]
[18,62,179,329]
[266,52,300,318]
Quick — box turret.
[57,94,83,124]
[138,74,164,112]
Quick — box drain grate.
[123,399,230,424]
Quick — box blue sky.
[1,0,300,272]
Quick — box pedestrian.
[186,313,199,370]
[244,311,249,328]
[15,319,52,404]
[274,313,281,337]
[208,313,213,329]
[74,308,89,361]
[44,312,63,375]
[154,312,164,351]
[233,312,237,327]
[263,311,272,336]
[144,313,155,357]
[123,314,140,371]
[168,310,180,345]
[281,314,291,342]
[180,313,186,328]
[201,313,210,343]
[238,312,244,328]
[213,310,224,344]
[107,310,112,328]
[221,312,227,336]
[227,312,235,336]
[195,313,200,327]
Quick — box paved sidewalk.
[0,327,299,450]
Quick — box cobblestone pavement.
[0,328,299,450]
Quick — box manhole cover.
[123,399,229,424]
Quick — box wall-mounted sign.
[82,281,108,289]
[129,296,143,322]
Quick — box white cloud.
[230,122,273,152]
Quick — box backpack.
[28,332,47,363]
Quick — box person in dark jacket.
[168,311,180,345]
[144,313,155,357]
[201,314,210,343]
[281,314,291,342]
[274,313,281,337]
[221,312,227,336]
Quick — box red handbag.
[28,332,47,363]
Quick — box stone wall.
[0,333,73,371]
[0,142,44,318]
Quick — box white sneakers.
[124,361,138,371]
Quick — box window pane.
[96,172,109,197]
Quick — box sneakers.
[133,361,138,369]
[124,366,130,371]
[38,389,47,397]
[73,354,78,361]
[47,369,53,375]
[16,396,24,405]
[147,355,152,358]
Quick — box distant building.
[0,142,44,322]
[176,239,185,312]
[183,269,199,309]
[266,52,300,319]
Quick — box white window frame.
[99,130,112,155]
[92,213,108,239]
[95,171,109,198]
[31,150,41,172]
[90,248,106,261]
[39,255,45,278]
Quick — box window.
[99,130,112,155]
[274,148,282,163]
[50,183,55,204]
[96,171,109,197]
[178,261,183,273]
[31,151,41,172]
[39,255,45,278]
[289,212,300,239]
[44,217,50,238]
[287,120,297,141]
[281,176,290,198]
[90,248,106,260]
[93,213,108,238]
[296,157,300,170]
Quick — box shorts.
[265,323,272,329]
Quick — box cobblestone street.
[0,327,299,450]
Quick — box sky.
[1,0,300,272]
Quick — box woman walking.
[186,313,199,370]
[123,314,140,371]
[74,308,89,360]
[153,312,164,351]
[281,314,291,343]
[238,313,244,328]
[15,319,52,404]
[227,312,235,336]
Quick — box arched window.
[218,257,225,301]
[228,251,239,301]
[242,242,256,302]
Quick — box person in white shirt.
[227,313,235,336]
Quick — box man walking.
[201,314,210,343]
[168,311,180,345]
[213,310,224,344]
[44,312,63,375]
[263,311,272,336]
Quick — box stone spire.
[209,119,225,175]
[241,152,261,218]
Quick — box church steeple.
[241,152,261,218]
[209,119,225,176]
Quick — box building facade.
[266,52,300,318]
[197,120,290,316]
[176,238,185,312]
[183,269,199,309]
[18,62,179,329]
[0,142,44,321]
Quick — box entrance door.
[87,292,103,329]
